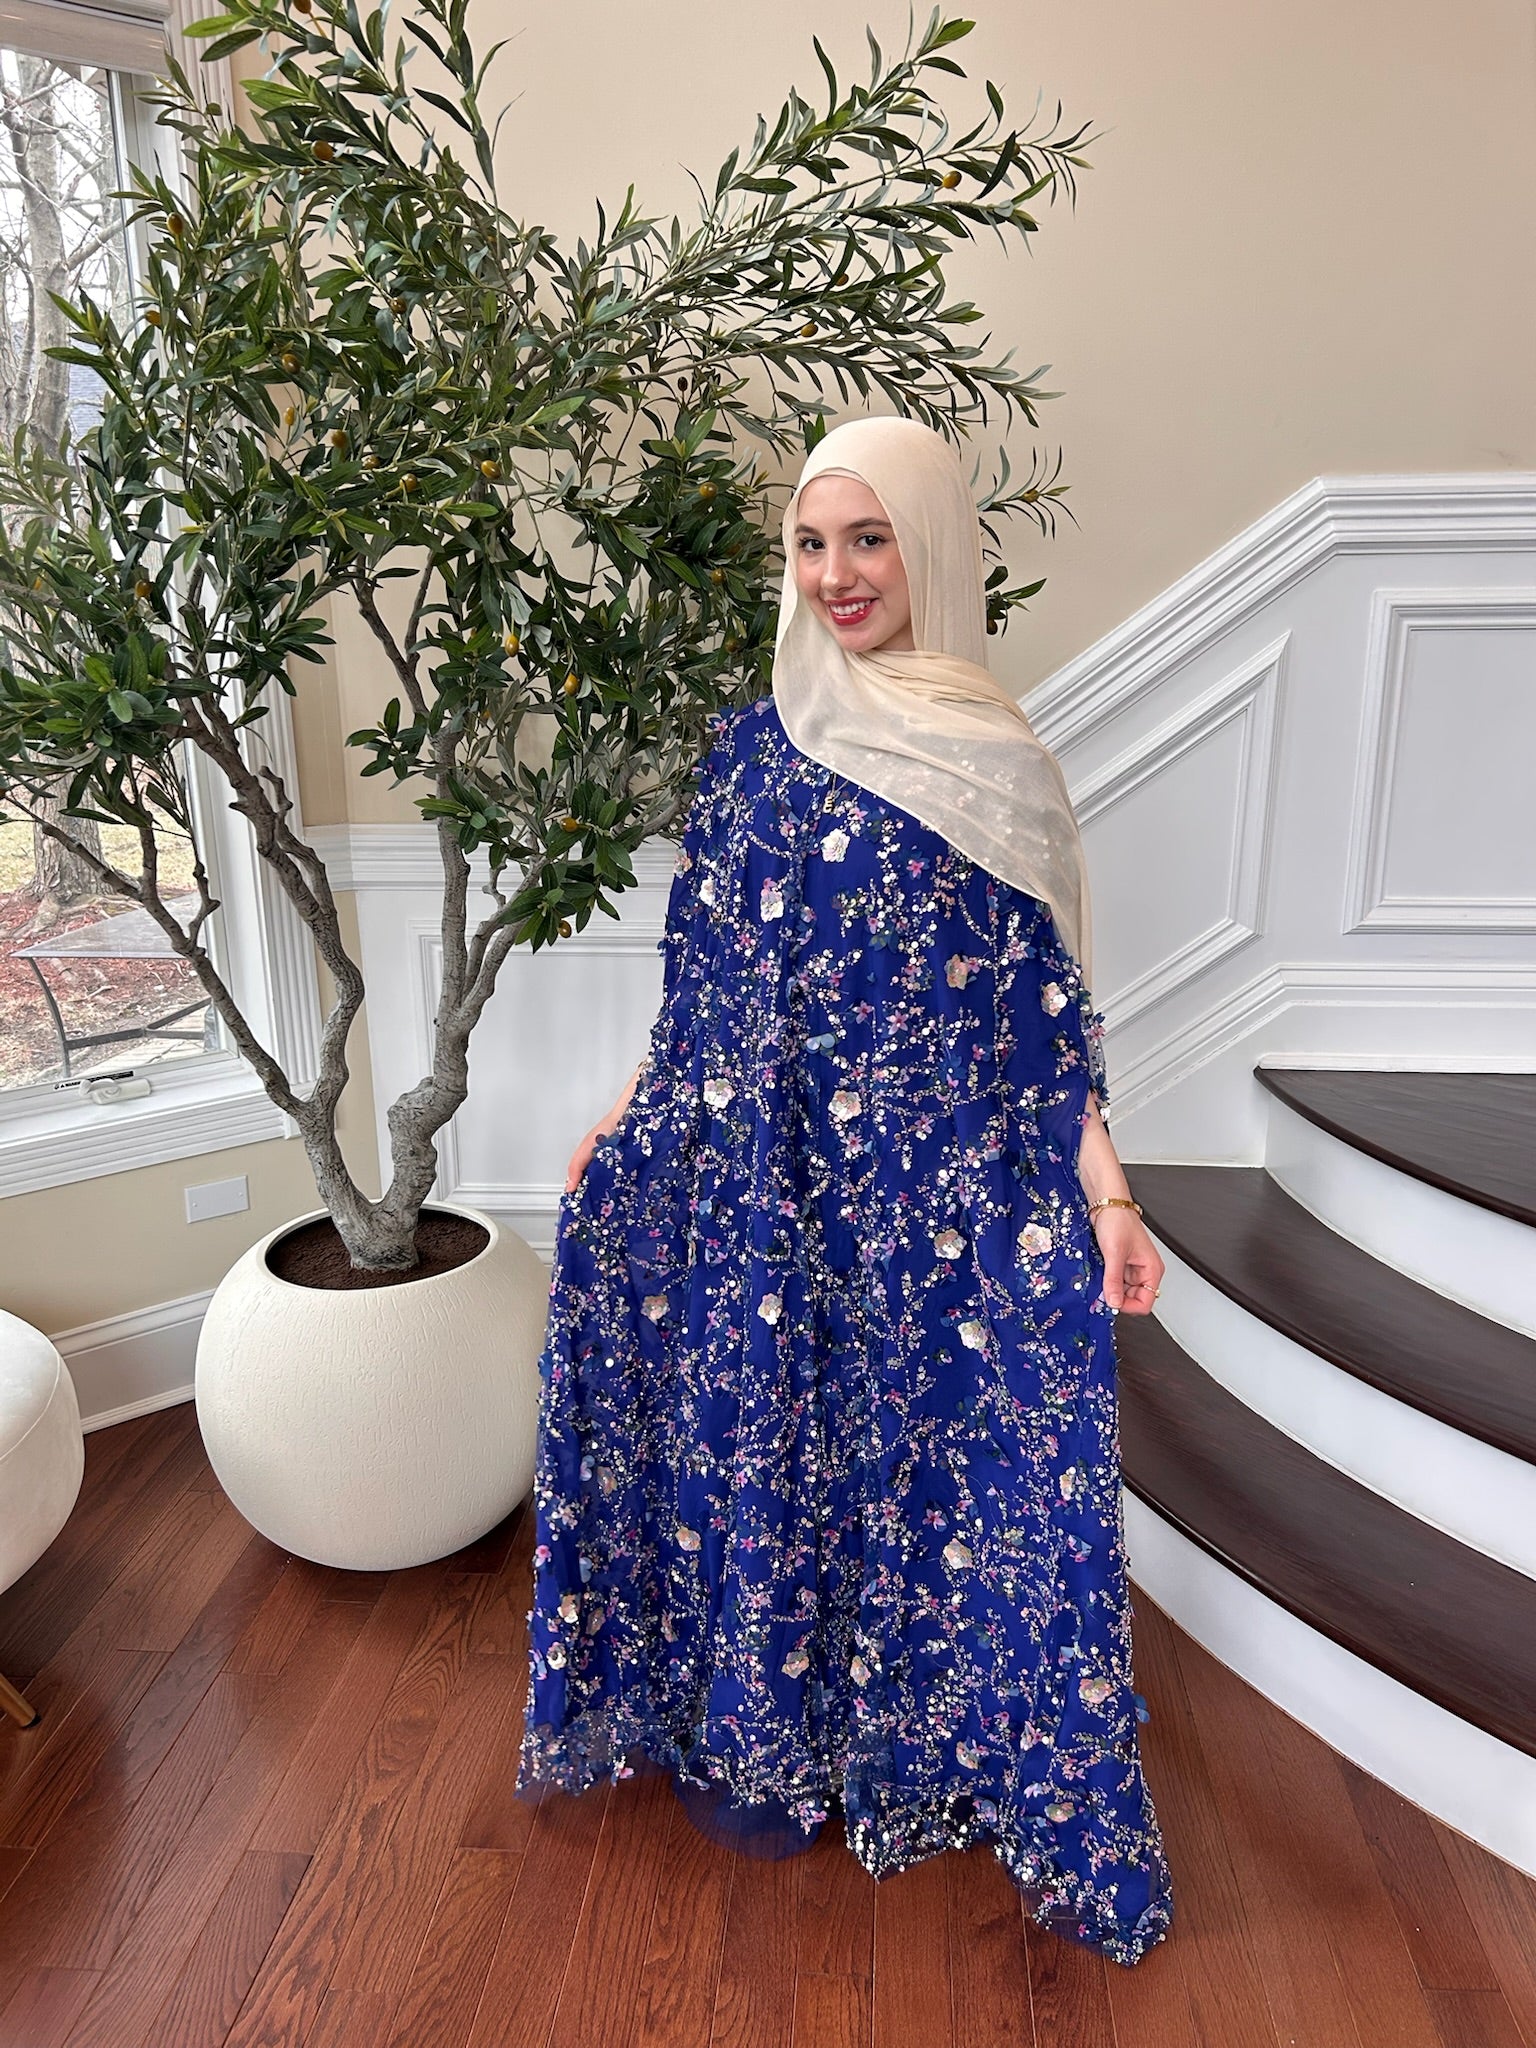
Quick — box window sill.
[0,1057,293,1199]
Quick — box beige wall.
[4,0,1532,1328]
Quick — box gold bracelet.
[1087,1196,1142,1218]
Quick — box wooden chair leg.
[0,1670,38,1728]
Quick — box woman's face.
[791,472,915,653]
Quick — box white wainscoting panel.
[441,921,668,1250]
[1075,639,1283,1030]
[1343,590,1536,935]
[331,840,677,1251]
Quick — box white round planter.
[195,1202,548,1571]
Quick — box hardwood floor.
[5,1405,1536,2047]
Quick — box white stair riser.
[1265,1095,1536,1339]
[1152,1244,1536,1579]
[1123,1494,1536,1882]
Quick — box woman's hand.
[564,1060,644,1192]
[564,1113,622,1192]
[1091,1205,1164,1316]
[1077,1091,1163,1314]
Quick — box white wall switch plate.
[185,1175,250,1224]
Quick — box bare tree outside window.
[0,46,209,1092]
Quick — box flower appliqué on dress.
[516,694,1170,1972]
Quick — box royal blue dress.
[514,694,1174,1968]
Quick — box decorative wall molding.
[305,823,679,897]
[1073,636,1285,1030]
[1110,959,1536,1124]
[214,682,325,1099]
[1342,589,1536,935]
[439,1181,566,1256]
[1025,473,1536,757]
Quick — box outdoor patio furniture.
[9,891,214,1081]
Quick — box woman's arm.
[1078,1093,1163,1315]
[564,1060,644,1192]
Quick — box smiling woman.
[792,473,917,653]
[516,415,1174,1972]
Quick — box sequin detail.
[515,696,1173,1968]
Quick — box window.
[0,2,322,1196]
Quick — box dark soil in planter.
[267,1209,490,1290]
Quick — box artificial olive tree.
[0,0,1094,1268]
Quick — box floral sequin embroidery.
[515,695,1173,1970]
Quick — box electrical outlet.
[185,1175,249,1224]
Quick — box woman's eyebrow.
[793,516,894,538]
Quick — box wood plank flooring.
[5,1404,1536,2047]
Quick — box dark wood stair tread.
[1126,1163,1536,1467]
[1116,1313,1536,1759]
[1256,1068,1536,1228]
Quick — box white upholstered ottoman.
[0,1309,85,1726]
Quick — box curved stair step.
[1127,1163,1536,1467]
[1114,1312,1536,1761]
[1256,1069,1536,1229]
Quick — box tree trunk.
[30,790,104,926]
[5,56,73,454]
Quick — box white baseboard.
[53,1290,208,1433]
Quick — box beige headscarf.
[771,414,1094,981]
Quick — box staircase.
[1115,1068,1536,1877]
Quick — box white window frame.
[0,8,325,1198]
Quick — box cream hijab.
[771,415,1094,980]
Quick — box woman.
[514,415,1175,1968]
